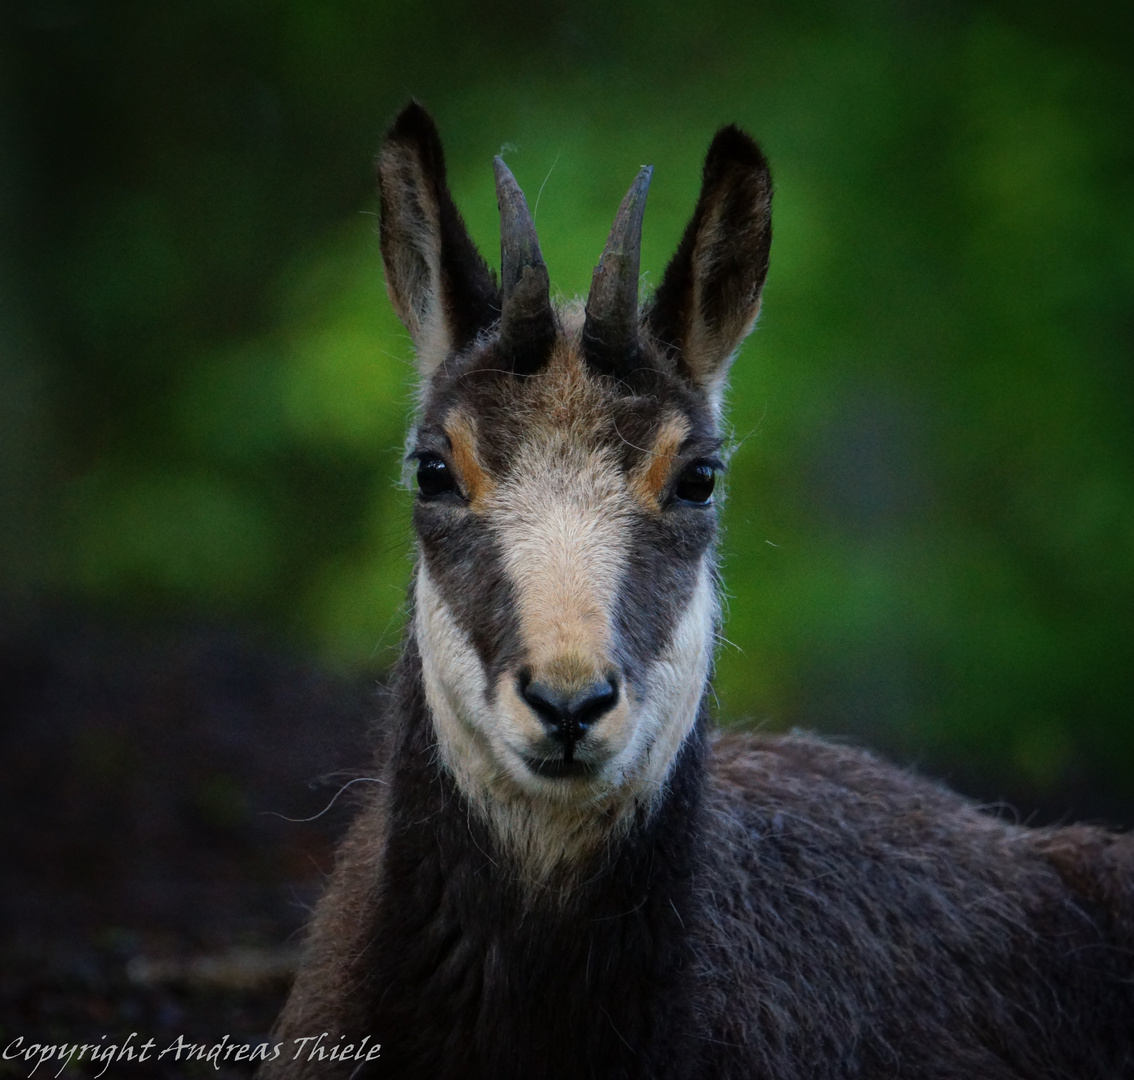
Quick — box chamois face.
[378,104,771,874]
[411,331,721,814]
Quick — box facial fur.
[412,339,721,879]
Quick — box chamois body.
[266,105,1134,1079]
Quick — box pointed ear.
[646,126,772,403]
[376,102,499,378]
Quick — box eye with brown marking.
[673,461,718,505]
[415,453,459,500]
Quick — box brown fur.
[443,410,495,508]
[629,412,693,510]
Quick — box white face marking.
[618,557,717,798]
[414,562,494,799]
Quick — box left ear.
[646,126,772,402]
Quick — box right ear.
[377,102,499,378]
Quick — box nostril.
[573,679,617,729]
[521,677,619,745]
[521,680,568,732]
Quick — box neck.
[365,633,709,1078]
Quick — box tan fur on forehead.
[523,338,610,436]
[629,412,692,510]
[443,409,494,508]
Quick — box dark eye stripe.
[613,511,712,686]
[415,505,524,696]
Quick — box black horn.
[582,165,652,375]
[494,156,556,371]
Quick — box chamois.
[265,103,1134,1079]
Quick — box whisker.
[262,777,388,824]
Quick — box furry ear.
[377,102,499,378]
[646,126,772,405]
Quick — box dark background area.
[1,0,1132,1070]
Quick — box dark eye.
[416,454,457,499]
[674,462,716,505]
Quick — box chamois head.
[378,103,771,876]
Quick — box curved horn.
[494,156,555,369]
[583,165,653,373]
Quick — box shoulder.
[707,728,975,817]
[699,728,1025,870]
[699,728,1133,911]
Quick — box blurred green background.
[2,0,1132,811]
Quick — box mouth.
[522,754,602,781]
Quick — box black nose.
[520,676,618,750]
